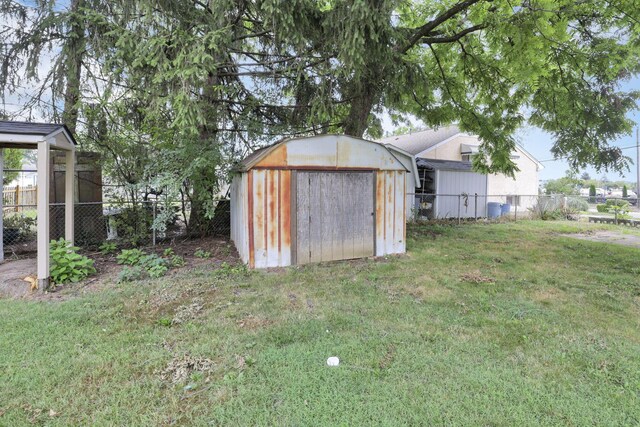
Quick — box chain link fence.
[2,199,231,256]
[407,192,640,224]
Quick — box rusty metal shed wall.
[248,169,292,268]
[230,173,250,264]
[375,170,406,256]
[232,135,411,268]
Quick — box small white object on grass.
[326,357,340,367]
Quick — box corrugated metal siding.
[249,169,292,268]
[233,135,411,268]
[375,170,406,256]
[255,136,407,171]
[230,174,249,263]
[435,170,488,218]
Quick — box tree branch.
[420,24,485,45]
[397,0,485,53]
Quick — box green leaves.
[50,239,96,285]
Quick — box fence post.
[474,193,478,220]
[515,202,518,222]
[457,194,461,225]
[15,183,20,212]
[0,149,4,264]
[152,200,157,246]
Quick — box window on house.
[461,154,472,162]
[506,195,520,206]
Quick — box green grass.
[1,221,639,425]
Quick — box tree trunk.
[343,85,378,137]
[187,71,220,236]
[61,0,85,133]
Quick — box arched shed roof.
[238,134,411,173]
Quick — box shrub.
[170,255,186,267]
[596,204,609,213]
[139,254,167,270]
[99,241,118,255]
[194,249,211,259]
[605,199,629,209]
[566,197,589,213]
[50,239,96,284]
[112,205,179,246]
[148,264,169,279]
[116,250,171,280]
[117,249,146,266]
[117,266,146,283]
[589,184,596,203]
[163,247,175,257]
[529,197,564,220]
[623,185,628,198]
[3,214,36,242]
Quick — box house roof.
[416,158,474,172]
[379,125,463,155]
[238,139,283,171]
[236,134,415,173]
[0,121,78,145]
[381,125,543,170]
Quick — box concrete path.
[565,230,640,249]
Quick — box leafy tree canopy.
[1,0,639,197]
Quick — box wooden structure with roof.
[0,121,76,289]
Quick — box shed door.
[295,171,374,264]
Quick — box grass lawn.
[1,221,639,425]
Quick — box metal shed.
[231,135,416,268]
[416,158,488,219]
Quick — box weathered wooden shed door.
[295,171,374,264]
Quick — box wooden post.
[37,140,50,290]
[15,184,20,212]
[65,150,75,244]
[0,148,4,264]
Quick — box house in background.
[381,125,543,218]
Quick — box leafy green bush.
[605,199,629,208]
[117,266,146,283]
[148,264,169,279]
[529,197,564,220]
[170,255,186,267]
[50,239,96,284]
[3,214,36,242]
[566,197,588,212]
[596,204,609,213]
[99,241,118,255]
[194,249,211,259]
[163,247,175,257]
[139,254,167,270]
[116,249,172,280]
[116,249,146,266]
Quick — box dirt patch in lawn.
[564,230,640,249]
[0,258,37,298]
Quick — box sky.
[510,76,640,184]
[380,75,640,184]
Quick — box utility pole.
[636,127,639,198]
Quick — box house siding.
[418,135,539,209]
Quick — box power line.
[538,143,640,163]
